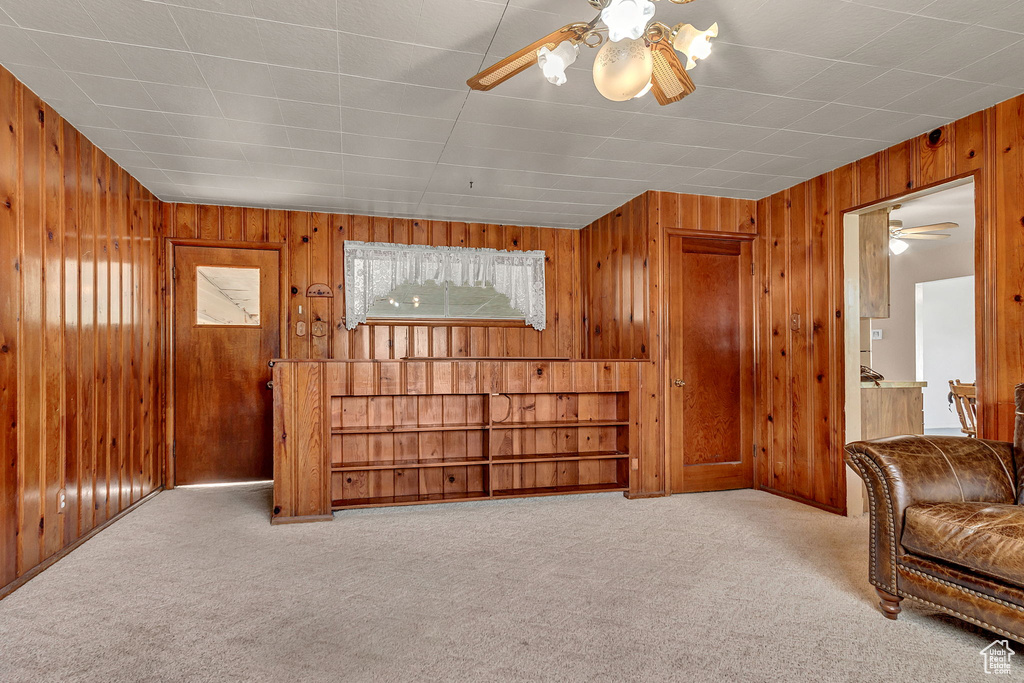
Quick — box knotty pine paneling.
[0,65,164,594]
[160,205,581,361]
[579,191,757,497]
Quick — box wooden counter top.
[860,381,927,388]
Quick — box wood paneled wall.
[579,191,758,496]
[0,65,164,594]
[753,104,1015,513]
[160,204,581,362]
[581,95,1024,514]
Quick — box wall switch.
[631,458,639,471]
[871,329,883,340]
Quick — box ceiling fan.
[888,212,959,254]
[466,0,718,105]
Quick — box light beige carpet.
[0,485,1009,682]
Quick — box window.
[366,281,524,320]
[196,266,261,326]
[344,241,546,329]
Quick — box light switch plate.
[871,329,883,340]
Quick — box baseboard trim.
[0,487,164,601]
[758,485,846,516]
[271,513,334,525]
[624,491,667,499]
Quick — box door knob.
[673,379,686,387]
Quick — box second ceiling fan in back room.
[467,0,718,105]
[888,207,959,255]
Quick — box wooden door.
[667,236,753,493]
[173,245,281,484]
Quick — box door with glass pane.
[173,245,281,484]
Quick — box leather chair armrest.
[845,436,1016,594]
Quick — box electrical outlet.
[58,488,66,512]
[871,329,883,340]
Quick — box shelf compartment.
[332,430,486,467]
[332,423,487,435]
[492,483,628,498]
[490,451,627,464]
[489,424,627,460]
[491,457,626,492]
[333,492,490,510]
[332,464,488,506]
[332,394,487,432]
[488,420,629,429]
[332,457,488,472]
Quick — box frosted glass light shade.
[601,0,656,43]
[537,41,578,86]
[593,38,654,101]
[672,22,719,70]
[889,238,909,255]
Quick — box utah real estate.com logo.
[980,640,1015,675]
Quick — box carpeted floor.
[0,485,1008,682]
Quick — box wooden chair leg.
[876,587,902,620]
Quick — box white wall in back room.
[915,276,975,430]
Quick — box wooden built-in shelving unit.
[271,359,645,523]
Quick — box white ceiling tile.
[170,6,266,62]
[339,33,484,90]
[844,15,970,68]
[79,0,188,50]
[342,134,445,163]
[251,0,338,30]
[69,73,157,108]
[951,39,1024,89]
[256,20,338,72]
[2,0,1024,227]
[268,66,340,105]
[212,91,283,124]
[1,0,105,39]
[785,62,881,102]
[786,102,876,134]
[341,107,456,142]
[143,82,222,117]
[193,54,277,97]
[286,127,341,153]
[835,69,941,109]
[126,132,193,156]
[32,33,134,78]
[898,25,1022,77]
[115,45,207,87]
[0,26,56,68]
[76,125,138,151]
[277,100,341,132]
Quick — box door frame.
[164,238,289,488]
[662,228,756,494]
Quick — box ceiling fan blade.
[467,24,584,92]
[901,233,950,240]
[900,222,959,234]
[649,38,695,105]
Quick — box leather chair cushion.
[902,502,1024,588]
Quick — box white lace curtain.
[343,240,547,330]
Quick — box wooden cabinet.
[860,383,925,440]
[859,207,891,318]
[271,359,644,523]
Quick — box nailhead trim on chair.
[901,567,1024,614]
[898,590,1023,643]
[849,452,899,594]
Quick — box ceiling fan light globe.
[672,22,718,70]
[537,41,578,86]
[633,80,654,99]
[601,0,656,43]
[889,237,910,255]
[593,37,654,101]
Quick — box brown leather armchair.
[845,385,1024,644]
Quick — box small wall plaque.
[306,283,333,297]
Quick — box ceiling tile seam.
[336,0,344,186]
[163,4,238,189]
[412,0,511,218]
